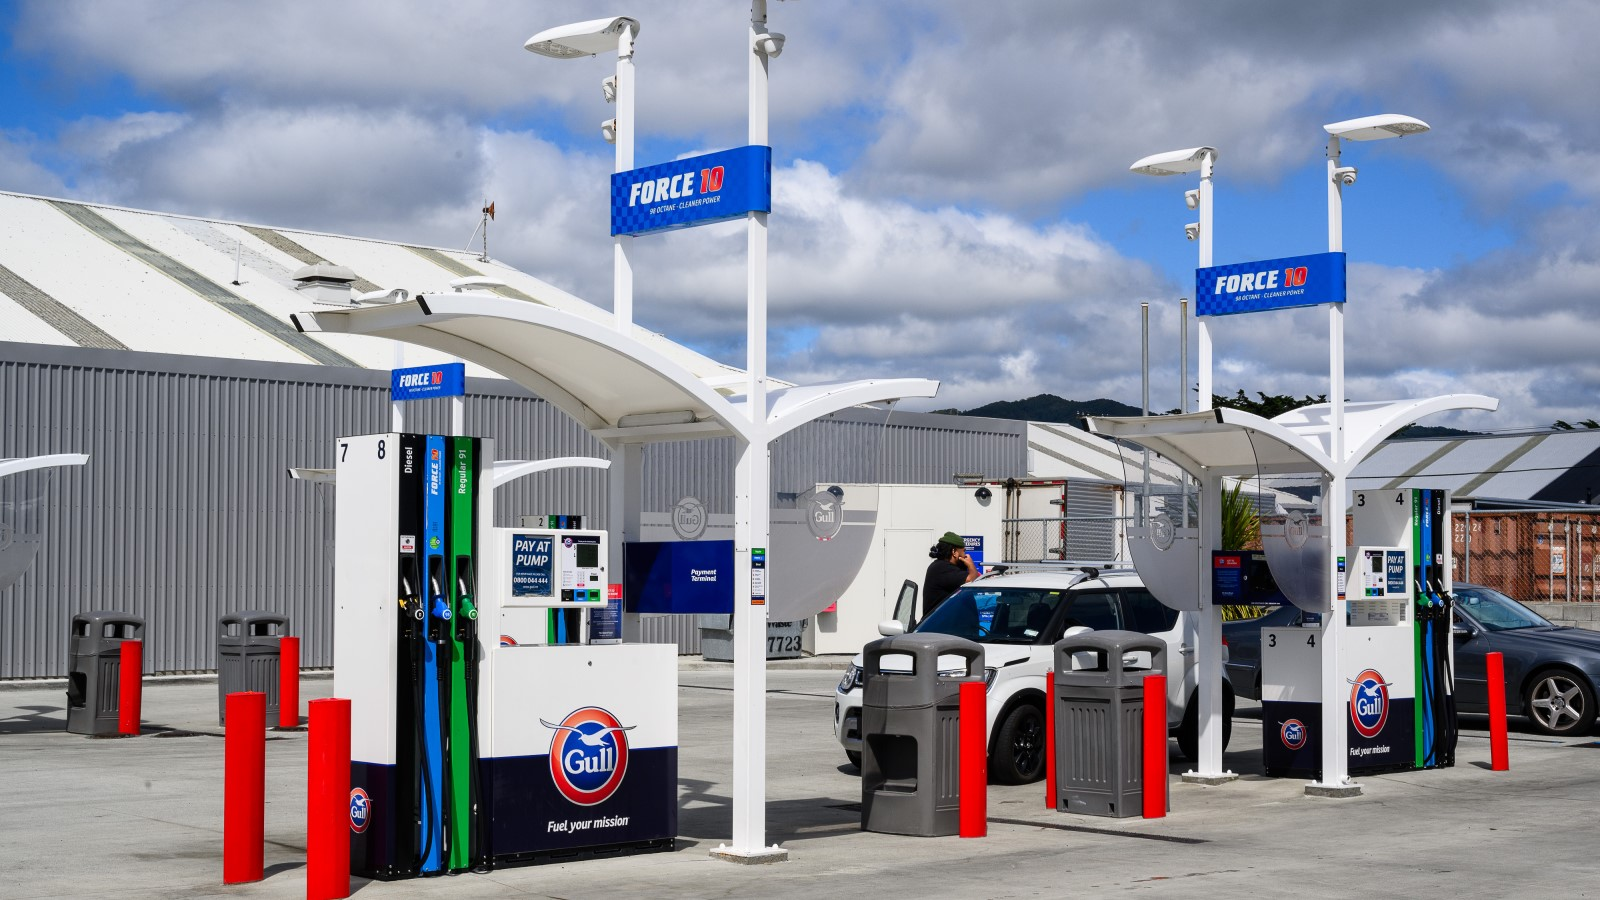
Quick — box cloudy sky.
[2,0,1595,431]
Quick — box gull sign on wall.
[611,146,772,236]
[1196,251,1346,317]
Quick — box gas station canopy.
[1087,395,1499,478]
[293,293,938,444]
[0,454,90,479]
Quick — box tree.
[1212,389,1327,419]
[1220,481,1260,552]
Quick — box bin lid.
[1054,629,1163,655]
[220,611,290,626]
[863,633,984,678]
[71,610,145,628]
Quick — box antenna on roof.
[231,239,243,285]
[464,200,495,262]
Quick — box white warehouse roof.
[0,190,748,385]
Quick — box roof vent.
[292,262,358,306]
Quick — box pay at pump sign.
[1196,251,1345,316]
[512,534,553,598]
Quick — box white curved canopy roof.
[288,456,609,487]
[0,454,89,479]
[1087,395,1498,479]
[294,293,939,444]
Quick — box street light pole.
[1312,113,1430,795]
[525,15,645,642]
[1128,145,1232,783]
[524,16,641,336]
[613,26,636,336]
[720,0,786,863]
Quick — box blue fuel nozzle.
[431,597,453,622]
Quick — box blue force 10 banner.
[1196,251,1346,317]
[391,362,466,401]
[611,146,772,236]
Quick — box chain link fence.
[1001,515,1131,564]
[1454,509,1600,604]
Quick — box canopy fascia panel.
[1275,395,1499,468]
[1088,394,1499,481]
[295,293,742,438]
[289,457,610,488]
[0,454,89,479]
[295,294,942,447]
[1087,410,1330,479]
[729,379,940,442]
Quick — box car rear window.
[1064,590,1121,632]
[1122,588,1179,634]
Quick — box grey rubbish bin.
[217,611,289,725]
[66,611,145,736]
[1053,630,1165,817]
[860,633,984,836]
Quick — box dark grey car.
[1451,584,1600,736]
[1223,584,1600,737]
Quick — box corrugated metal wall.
[0,342,1024,677]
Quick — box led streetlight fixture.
[1129,146,1218,176]
[1323,114,1430,142]
[524,16,640,58]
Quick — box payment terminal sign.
[1196,252,1345,316]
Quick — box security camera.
[1184,222,1201,241]
[602,75,617,103]
[755,31,786,57]
[601,118,617,144]
[1184,189,1200,210]
[1333,166,1357,186]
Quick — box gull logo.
[671,496,707,541]
[804,486,845,541]
[1149,512,1176,551]
[543,707,634,806]
[1280,719,1307,751]
[1285,510,1309,549]
[1347,669,1393,738]
[348,787,370,833]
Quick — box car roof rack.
[982,560,1134,580]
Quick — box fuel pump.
[334,432,677,879]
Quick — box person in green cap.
[922,530,978,618]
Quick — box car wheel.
[990,702,1047,784]
[1176,686,1235,763]
[845,750,861,770]
[1524,668,1597,736]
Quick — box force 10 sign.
[391,362,465,401]
[611,146,771,236]
[1196,251,1346,317]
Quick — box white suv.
[832,567,1234,783]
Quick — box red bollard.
[959,680,987,838]
[1142,674,1168,819]
[118,639,142,736]
[278,636,300,729]
[1487,652,1510,771]
[307,698,352,900]
[1045,670,1057,810]
[224,691,265,885]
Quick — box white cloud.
[5,0,1600,430]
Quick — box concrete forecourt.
[1,660,1593,899]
